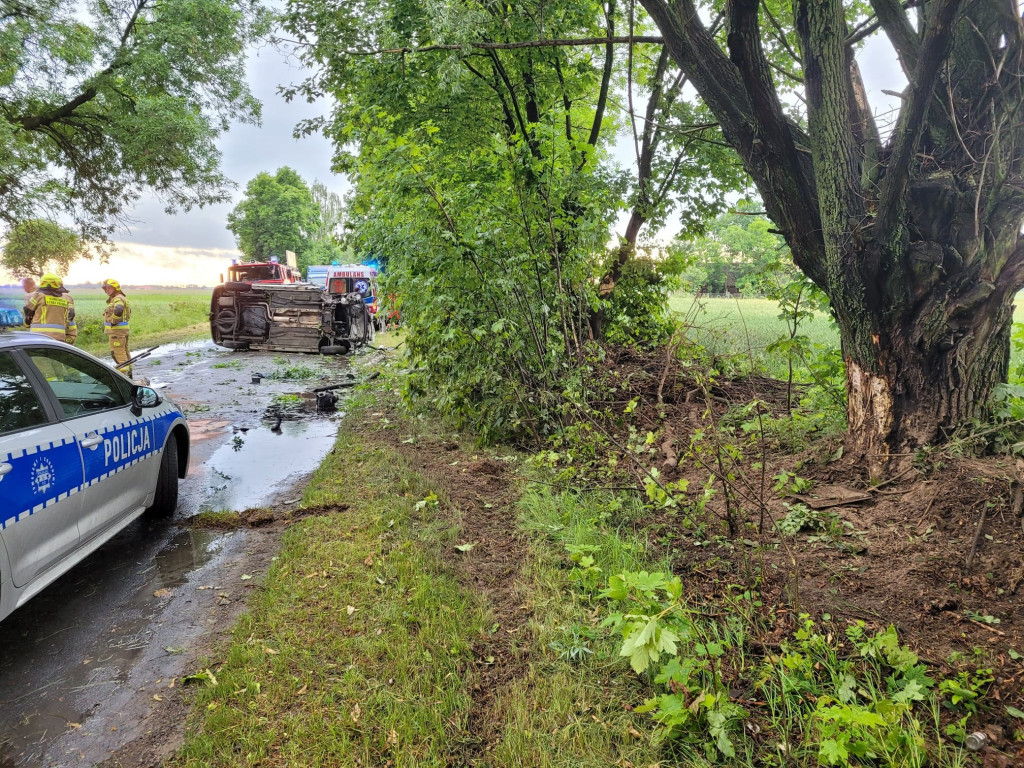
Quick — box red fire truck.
[221,256,301,285]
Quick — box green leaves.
[1,219,87,277]
[619,618,679,674]
[226,167,319,262]
[1,0,270,238]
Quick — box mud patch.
[192,504,351,530]
[378,421,531,759]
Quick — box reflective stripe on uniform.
[30,323,68,330]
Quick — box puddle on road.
[0,528,224,768]
[198,418,339,512]
[145,338,219,359]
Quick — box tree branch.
[588,0,617,149]
[641,0,825,285]
[336,36,664,56]
[867,0,921,74]
[876,0,964,242]
[796,0,865,244]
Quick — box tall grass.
[0,287,210,354]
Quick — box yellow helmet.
[40,273,61,290]
[102,278,121,291]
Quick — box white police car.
[0,332,189,622]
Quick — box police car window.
[26,348,129,419]
[0,352,49,435]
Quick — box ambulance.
[325,264,383,330]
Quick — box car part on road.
[209,283,374,355]
[115,347,155,373]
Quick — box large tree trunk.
[843,276,1014,475]
[638,0,1024,475]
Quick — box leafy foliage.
[226,167,317,264]
[1,218,89,277]
[0,0,270,241]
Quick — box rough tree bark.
[639,0,1024,475]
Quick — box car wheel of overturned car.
[320,342,351,355]
[148,438,179,517]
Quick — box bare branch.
[335,36,664,57]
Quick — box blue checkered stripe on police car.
[1,410,180,530]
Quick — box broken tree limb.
[312,371,381,392]
[965,503,988,571]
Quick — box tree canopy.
[1,219,88,277]
[226,167,318,263]
[0,0,270,241]
[282,0,746,437]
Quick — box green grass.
[669,294,838,379]
[671,293,1024,380]
[169,383,665,768]
[0,287,210,355]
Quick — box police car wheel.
[149,438,179,516]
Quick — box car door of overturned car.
[209,282,373,355]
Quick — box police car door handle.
[0,462,11,477]
[80,434,102,449]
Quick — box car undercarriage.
[209,282,373,354]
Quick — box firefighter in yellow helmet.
[102,278,132,375]
[23,273,72,342]
[59,280,78,345]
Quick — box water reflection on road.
[0,339,350,767]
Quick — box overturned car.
[210,282,374,354]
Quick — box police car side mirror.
[131,385,161,416]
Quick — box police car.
[0,332,189,622]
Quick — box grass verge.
[170,375,1010,767]
[169,384,663,767]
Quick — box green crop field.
[0,286,211,356]
[669,293,1024,380]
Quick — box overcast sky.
[114,44,345,252]
[4,26,904,286]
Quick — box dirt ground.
[597,345,1024,758]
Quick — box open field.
[0,286,210,356]
[670,293,1024,379]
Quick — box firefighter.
[60,280,78,345]
[102,278,132,375]
[23,273,72,342]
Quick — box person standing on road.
[102,278,132,375]
[60,280,78,345]
[21,276,37,296]
[23,273,72,342]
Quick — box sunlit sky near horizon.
[1,27,904,288]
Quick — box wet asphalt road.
[0,339,356,767]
